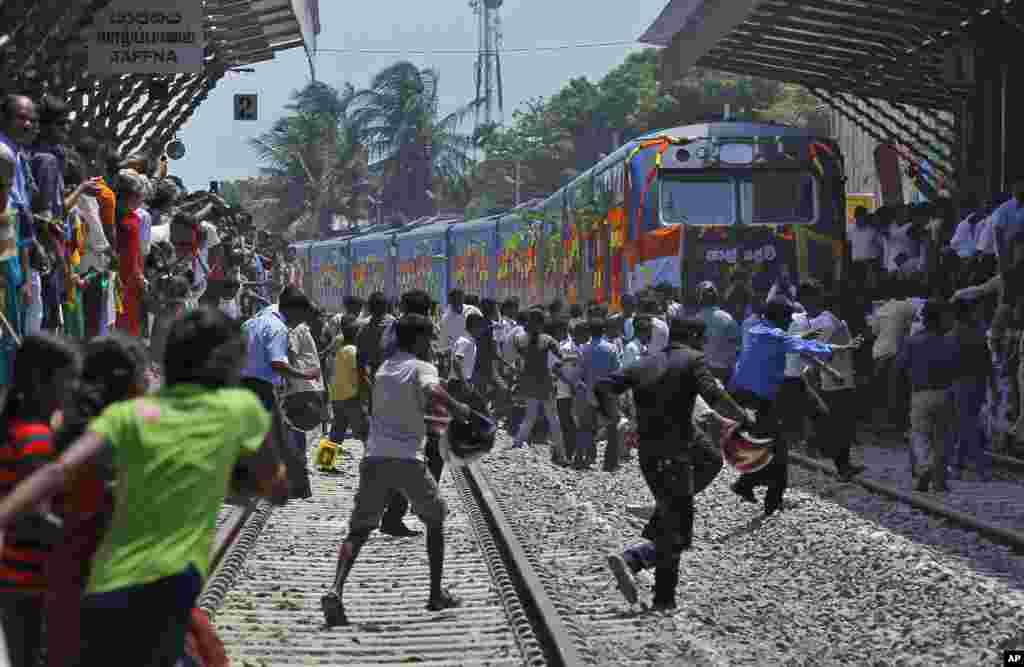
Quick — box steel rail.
[456,461,587,667]
[199,462,588,664]
[788,451,1024,553]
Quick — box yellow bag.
[315,437,342,471]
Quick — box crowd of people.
[0,92,292,382]
[1,88,1023,662]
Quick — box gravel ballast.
[479,433,1024,666]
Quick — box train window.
[739,171,816,225]
[659,174,735,225]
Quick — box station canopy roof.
[0,0,319,158]
[640,0,1003,112]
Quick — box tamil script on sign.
[88,2,205,75]
[704,245,777,264]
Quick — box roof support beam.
[703,49,952,107]
[808,87,953,191]
[700,55,953,111]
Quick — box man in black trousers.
[596,317,751,611]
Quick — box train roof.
[527,120,833,216]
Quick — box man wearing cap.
[696,280,740,385]
[595,316,750,611]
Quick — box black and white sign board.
[88,0,205,75]
[234,94,258,121]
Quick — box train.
[288,121,848,313]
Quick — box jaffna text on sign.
[88,1,205,75]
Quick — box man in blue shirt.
[730,301,862,515]
[896,299,960,492]
[577,317,623,471]
[993,179,1024,303]
[242,287,322,499]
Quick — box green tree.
[218,180,242,208]
[249,81,368,238]
[351,62,479,220]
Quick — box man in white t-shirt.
[438,287,482,352]
[802,282,865,480]
[452,313,483,383]
[323,314,471,628]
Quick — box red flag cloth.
[184,608,230,667]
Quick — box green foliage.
[351,61,479,218]
[219,180,242,208]
[249,81,367,237]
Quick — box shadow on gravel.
[787,469,1024,593]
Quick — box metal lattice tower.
[471,0,504,131]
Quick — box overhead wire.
[317,40,639,56]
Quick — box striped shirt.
[0,419,56,594]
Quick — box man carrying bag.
[595,316,751,611]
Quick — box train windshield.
[738,171,816,225]
[660,174,735,226]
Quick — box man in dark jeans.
[596,317,750,610]
[241,287,321,499]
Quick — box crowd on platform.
[0,92,291,385]
[0,91,299,667]
[1,86,1023,663]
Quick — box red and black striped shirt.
[0,419,56,594]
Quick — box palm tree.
[250,81,368,239]
[351,62,479,220]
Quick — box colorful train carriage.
[289,121,845,316]
[394,222,448,307]
[309,238,350,312]
[349,231,395,302]
[449,216,499,300]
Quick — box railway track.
[200,439,587,666]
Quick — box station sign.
[88,0,205,75]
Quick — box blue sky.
[172,0,669,191]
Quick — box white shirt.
[848,223,881,261]
[975,215,997,256]
[784,312,811,378]
[883,222,920,273]
[192,221,221,298]
[77,194,111,272]
[949,215,979,258]
[869,298,918,359]
[366,352,440,461]
[453,335,477,381]
[648,317,669,354]
[439,305,482,351]
[501,323,525,364]
[137,207,153,258]
[555,339,579,399]
[810,311,855,391]
[666,301,683,319]
[283,322,324,395]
